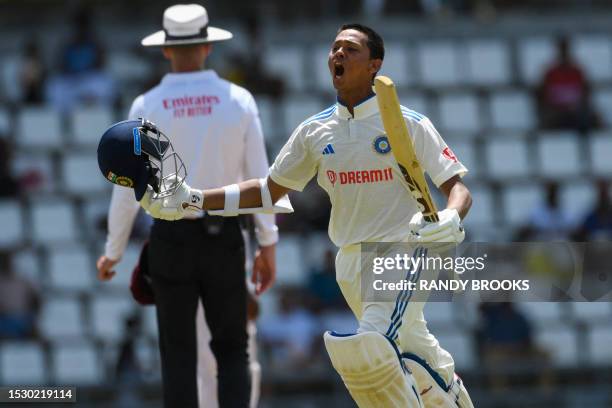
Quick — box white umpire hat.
[141,4,233,47]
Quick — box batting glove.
[139,176,203,221]
[409,208,465,247]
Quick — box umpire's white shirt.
[270,95,467,248]
[106,70,278,260]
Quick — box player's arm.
[201,176,290,210]
[439,175,472,220]
[141,175,294,221]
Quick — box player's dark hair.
[338,23,385,61]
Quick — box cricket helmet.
[97,118,186,201]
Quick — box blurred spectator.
[259,287,319,368]
[536,37,600,133]
[308,249,344,311]
[20,40,46,104]
[518,181,573,240]
[574,180,612,240]
[477,302,552,390]
[0,251,40,339]
[224,15,285,99]
[0,138,20,198]
[46,6,116,113]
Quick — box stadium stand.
[0,4,611,406]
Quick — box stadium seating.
[560,181,596,220]
[397,92,430,118]
[11,151,56,192]
[466,185,495,226]
[517,37,555,85]
[377,43,411,86]
[485,137,531,179]
[0,199,23,247]
[437,92,482,133]
[69,106,115,147]
[90,294,136,341]
[31,200,78,244]
[502,184,544,226]
[537,131,582,177]
[16,107,63,149]
[47,245,93,291]
[572,302,612,322]
[62,152,108,194]
[51,342,102,384]
[275,236,306,285]
[589,131,612,176]
[39,296,84,339]
[535,325,578,367]
[594,88,612,126]
[572,35,612,82]
[417,41,462,87]
[489,91,536,131]
[465,40,511,86]
[3,12,612,396]
[588,325,612,364]
[0,342,46,384]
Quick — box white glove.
[139,177,203,221]
[409,208,465,247]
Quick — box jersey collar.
[336,93,378,120]
[161,69,219,84]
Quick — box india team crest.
[107,171,134,188]
[373,135,391,155]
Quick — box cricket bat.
[374,75,439,223]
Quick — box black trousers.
[148,217,250,408]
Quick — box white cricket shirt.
[105,70,278,260]
[270,95,467,248]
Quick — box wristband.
[223,184,240,216]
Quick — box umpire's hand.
[96,255,119,281]
[252,245,276,295]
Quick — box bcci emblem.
[106,171,134,188]
[373,135,391,155]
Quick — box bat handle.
[423,212,439,223]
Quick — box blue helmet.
[97,118,186,201]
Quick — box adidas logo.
[322,144,335,155]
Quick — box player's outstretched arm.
[201,177,291,211]
[140,176,293,221]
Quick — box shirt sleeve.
[411,117,468,187]
[269,124,317,192]
[104,96,145,260]
[104,185,141,260]
[242,94,279,246]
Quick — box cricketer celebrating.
[100,23,474,408]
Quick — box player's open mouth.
[334,64,344,77]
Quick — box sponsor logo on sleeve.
[442,147,458,163]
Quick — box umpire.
[96,4,278,407]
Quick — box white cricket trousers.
[335,244,456,386]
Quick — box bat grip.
[423,212,439,223]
